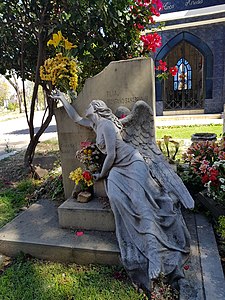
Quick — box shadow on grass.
[0,255,145,300]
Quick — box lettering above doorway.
[161,0,225,14]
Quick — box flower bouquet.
[69,142,104,202]
[75,142,103,174]
[40,31,78,98]
[69,167,93,202]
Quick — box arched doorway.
[164,41,204,110]
[155,32,213,113]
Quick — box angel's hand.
[50,89,67,102]
[93,173,101,181]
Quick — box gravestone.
[55,57,155,199]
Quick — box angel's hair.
[91,100,123,130]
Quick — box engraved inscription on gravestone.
[105,91,149,107]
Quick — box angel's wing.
[121,101,194,209]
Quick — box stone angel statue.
[51,90,194,296]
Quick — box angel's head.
[86,100,123,130]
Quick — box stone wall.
[55,57,155,199]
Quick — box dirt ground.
[0,151,27,184]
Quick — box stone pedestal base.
[94,179,107,198]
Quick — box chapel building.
[152,0,225,116]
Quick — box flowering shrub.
[130,0,163,55]
[130,0,163,29]
[140,33,162,53]
[69,167,93,191]
[203,160,225,204]
[40,31,78,93]
[128,1,178,80]
[181,136,225,202]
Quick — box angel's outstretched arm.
[51,90,92,128]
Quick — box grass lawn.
[156,123,223,140]
[0,257,145,300]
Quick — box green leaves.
[156,73,169,80]
[0,0,142,89]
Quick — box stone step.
[155,113,223,126]
[0,199,119,265]
[161,111,222,120]
[163,109,204,116]
[58,197,115,231]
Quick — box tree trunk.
[24,94,55,170]
[5,74,23,113]
[23,29,49,170]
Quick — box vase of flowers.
[69,167,93,202]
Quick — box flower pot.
[77,191,92,203]
[191,133,217,143]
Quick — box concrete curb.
[196,214,225,299]
[0,151,18,161]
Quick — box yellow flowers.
[40,31,78,92]
[69,167,93,188]
[64,39,77,50]
[47,31,63,48]
[47,31,77,50]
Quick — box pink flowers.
[208,167,219,182]
[182,136,225,202]
[130,0,163,32]
[128,0,179,80]
[75,231,84,237]
[152,0,163,11]
[155,61,178,80]
[140,33,162,52]
[80,141,92,148]
[156,60,167,72]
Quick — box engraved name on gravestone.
[55,57,155,199]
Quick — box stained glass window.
[174,58,192,91]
